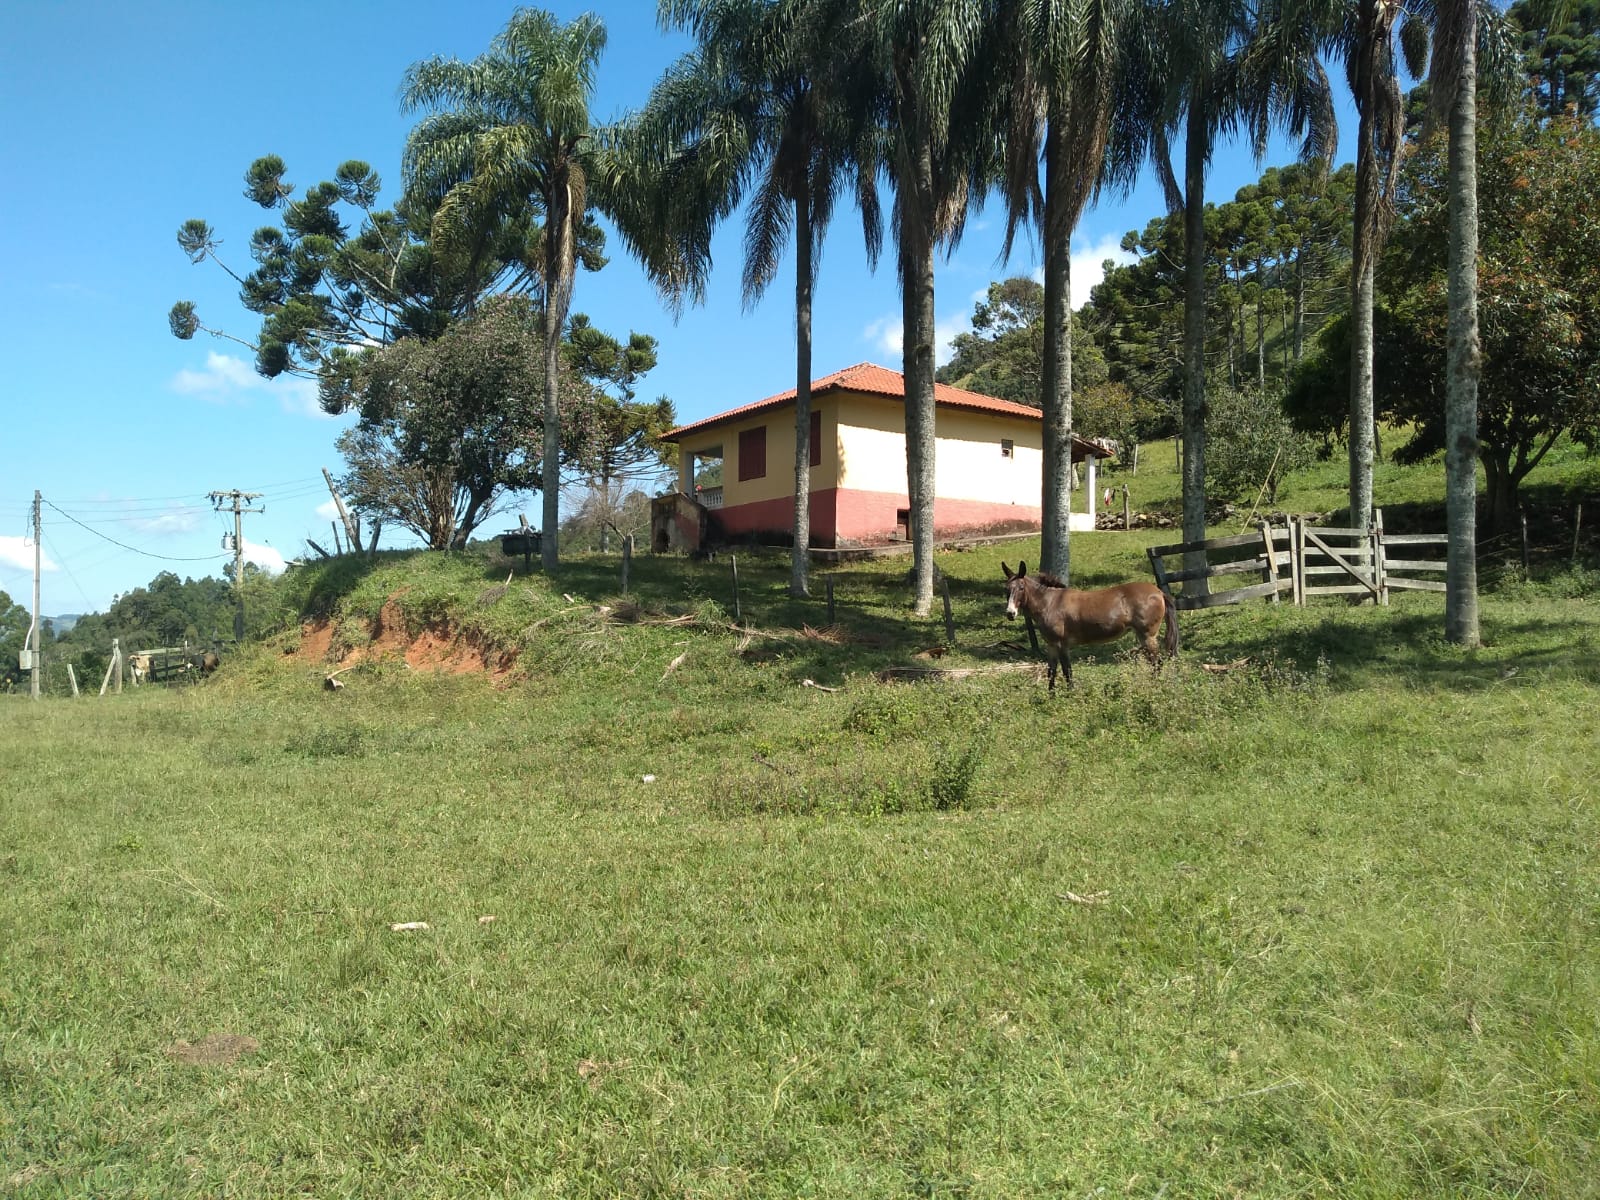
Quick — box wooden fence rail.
[1147,524,1292,610]
[1149,509,1447,609]
[1373,508,1448,600]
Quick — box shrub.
[1206,384,1315,504]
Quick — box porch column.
[679,450,694,496]
[1086,454,1098,522]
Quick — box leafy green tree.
[402,9,616,572]
[324,296,582,550]
[1290,111,1600,528]
[1204,383,1314,503]
[1511,0,1600,118]
[630,0,881,597]
[563,314,677,552]
[1084,162,1354,439]
[0,590,30,691]
[170,157,532,381]
[56,572,239,662]
[1073,381,1168,457]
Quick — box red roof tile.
[662,362,1049,442]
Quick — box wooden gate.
[1291,519,1379,604]
[1148,509,1446,609]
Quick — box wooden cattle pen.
[129,646,216,685]
[1148,509,1447,610]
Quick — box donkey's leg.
[1046,651,1058,692]
[1061,645,1074,687]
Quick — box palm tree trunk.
[541,177,575,573]
[1181,101,1210,593]
[1349,1,1379,534]
[791,188,813,598]
[1444,0,1481,646]
[1349,254,1377,530]
[901,169,938,618]
[1039,109,1073,582]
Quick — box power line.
[42,500,228,563]
[41,533,100,615]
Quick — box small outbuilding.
[652,362,1113,553]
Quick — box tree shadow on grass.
[282,552,392,619]
[1182,602,1600,695]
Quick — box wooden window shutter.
[738,426,767,481]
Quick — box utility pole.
[322,468,360,550]
[31,490,41,700]
[209,489,263,642]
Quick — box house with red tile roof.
[652,362,1113,553]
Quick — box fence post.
[100,638,118,697]
[941,575,956,644]
[67,664,79,697]
[1520,508,1531,574]
[114,640,123,694]
[1373,508,1389,605]
[1122,484,1131,531]
[1260,521,1280,604]
[826,575,835,625]
[621,533,632,595]
[730,554,741,624]
[1573,503,1584,564]
[1291,518,1304,606]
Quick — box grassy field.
[4,443,1600,1197]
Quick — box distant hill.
[48,614,86,635]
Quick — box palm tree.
[992,0,1138,582]
[623,0,881,598]
[861,0,991,616]
[401,9,610,572]
[1420,0,1514,644]
[1134,0,1250,587]
[1139,0,1336,588]
[1432,0,1482,645]
[1334,0,1433,534]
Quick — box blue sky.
[0,0,1356,617]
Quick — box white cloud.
[125,508,202,536]
[862,316,902,357]
[0,536,56,572]
[315,499,341,521]
[1070,233,1137,307]
[934,312,969,367]
[1025,235,1138,307]
[861,312,971,368]
[277,377,330,419]
[170,351,331,419]
[241,539,287,575]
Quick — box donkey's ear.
[1018,560,1028,578]
[1001,562,1013,580]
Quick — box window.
[1001,438,1014,458]
[738,425,767,481]
[810,410,823,468]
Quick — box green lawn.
[3,532,1598,1197]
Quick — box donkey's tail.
[1163,591,1180,659]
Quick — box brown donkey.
[1002,561,1178,690]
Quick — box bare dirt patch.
[294,593,518,684]
[166,1033,260,1067]
[297,620,334,663]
